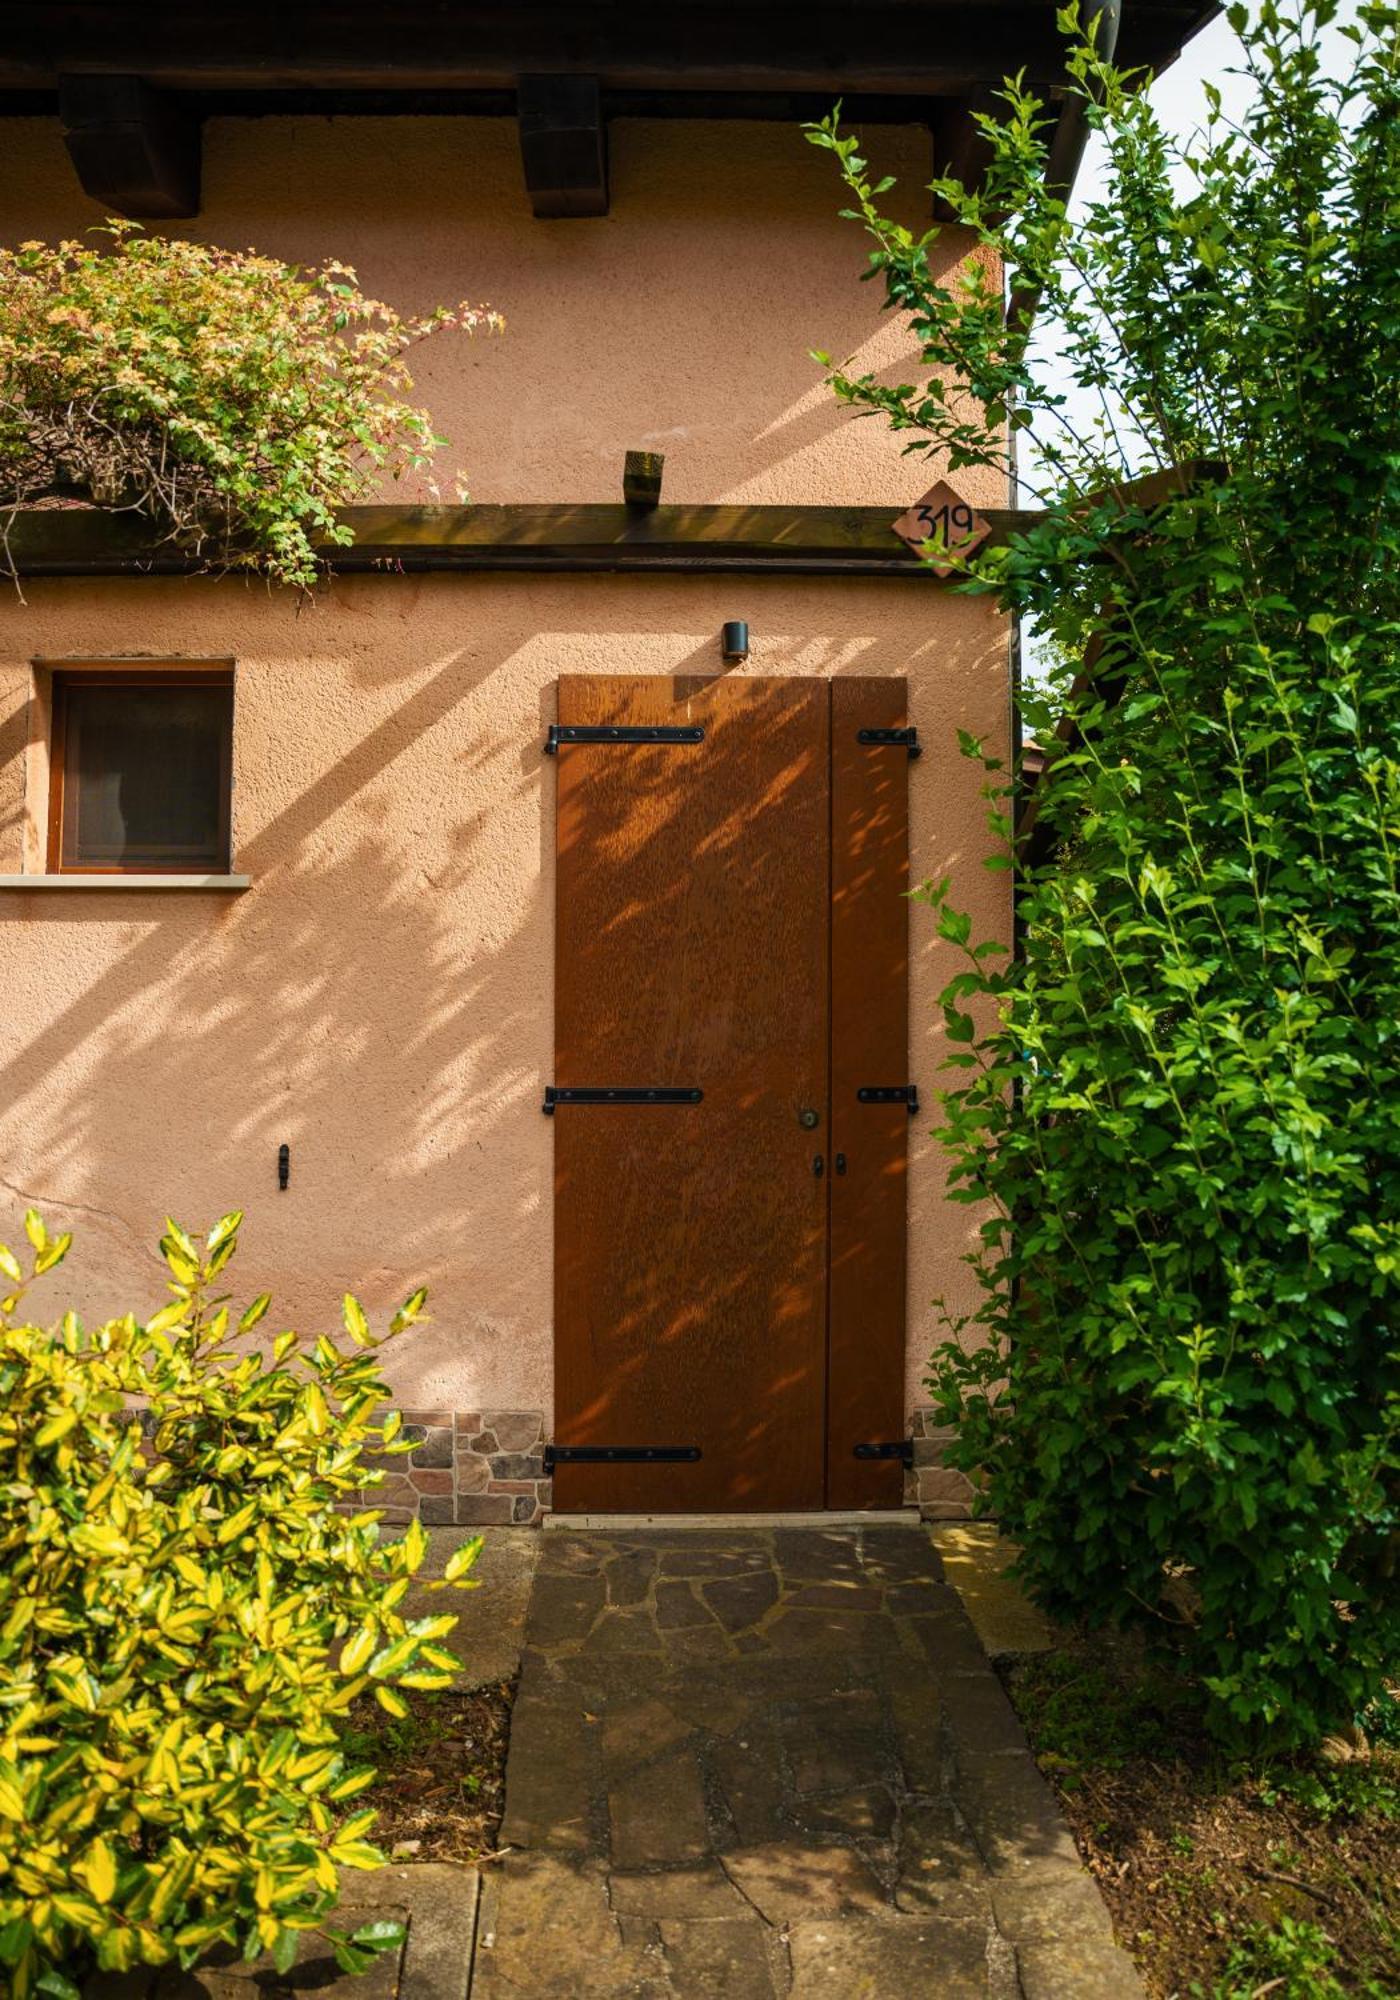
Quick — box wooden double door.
[550,675,912,1513]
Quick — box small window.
[48,667,233,874]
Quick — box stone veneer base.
[354,1410,553,1527]
[904,1407,979,1521]
[127,1397,980,1528]
[350,1406,978,1527]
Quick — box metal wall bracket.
[857,726,921,758]
[544,1444,702,1470]
[546,723,705,753]
[543,1085,703,1114]
[856,1084,921,1116]
[853,1440,914,1464]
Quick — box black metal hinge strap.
[853,1441,914,1464]
[543,1086,703,1114]
[856,1085,921,1116]
[545,724,705,754]
[544,1444,702,1470]
[857,726,921,759]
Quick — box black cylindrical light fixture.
[721,620,749,663]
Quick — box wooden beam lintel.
[2,500,1040,578]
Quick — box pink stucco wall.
[0,116,1009,1436]
[0,114,1002,512]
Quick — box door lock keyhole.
[798,1107,820,1130]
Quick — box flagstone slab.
[897,1798,993,1911]
[498,1695,600,1853]
[793,1783,897,1840]
[1017,1937,1148,1998]
[600,1695,694,1770]
[786,1914,991,1998]
[720,1840,888,1921]
[782,1689,890,1794]
[472,1854,666,1999]
[523,1569,607,1646]
[608,1743,712,1869]
[711,1726,792,1845]
[403,1527,540,1691]
[951,1750,1087,1880]
[929,1523,1054,1659]
[609,1862,751,1919]
[702,1568,781,1630]
[655,1917,781,1999]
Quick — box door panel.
[827,680,911,1508]
[553,675,830,1512]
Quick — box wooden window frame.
[46,663,234,876]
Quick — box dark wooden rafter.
[0,6,1221,97]
[517,73,608,218]
[930,87,1007,221]
[58,73,199,218]
[10,4,1219,218]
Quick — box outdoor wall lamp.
[721,620,749,663]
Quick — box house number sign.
[891,479,991,574]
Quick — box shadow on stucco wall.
[0,571,1007,1418]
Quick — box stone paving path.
[472,1524,1143,1999]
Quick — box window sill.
[0,873,251,891]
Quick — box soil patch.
[1000,1639,1400,1998]
[345,1675,516,1864]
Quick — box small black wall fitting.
[721,620,749,663]
[277,1143,289,1190]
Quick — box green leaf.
[332,1943,377,1976]
[206,1210,243,1253]
[36,1976,81,2000]
[351,1920,406,1952]
[330,1841,385,1872]
[443,1536,483,1584]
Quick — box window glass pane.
[63,682,230,869]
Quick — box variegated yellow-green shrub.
[0,1210,479,1996]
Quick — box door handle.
[812,1154,824,1178]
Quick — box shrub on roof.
[0,222,500,588]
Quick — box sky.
[1125,0,1366,149]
